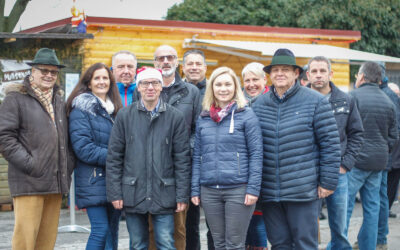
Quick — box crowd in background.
[0,45,399,250]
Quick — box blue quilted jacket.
[252,82,341,202]
[69,93,114,208]
[191,104,263,197]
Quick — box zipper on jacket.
[275,105,281,200]
[216,123,220,185]
[237,152,240,174]
[94,168,97,177]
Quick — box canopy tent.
[183,39,400,64]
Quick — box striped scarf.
[30,82,55,122]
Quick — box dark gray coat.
[106,100,191,214]
[0,77,74,197]
[350,83,398,171]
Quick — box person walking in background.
[0,48,75,250]
[346,61,398,250]
[112,50,137,106]
[252,48,341,249]
[67,63,122,250]
[242,62,269,250]
[191,66,263,249]
[307,56,364,250]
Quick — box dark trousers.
[388,168,400,209]
[261,200,319,250]
[186,202,200,250]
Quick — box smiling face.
[243,71,267,97]
[182,53,207,84]
[269,65,299,91]
[30,64,59,91]
[154,46,178,77]
[137,78,162,104]
[213,73,235,108]
[307,60,332,91]
[89,68,110,101]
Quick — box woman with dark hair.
[67,63,122,250]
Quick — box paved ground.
[1,201,400,249]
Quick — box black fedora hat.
[27,48,65,68]
[263,48,303,74]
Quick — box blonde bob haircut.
[202,66,247,111]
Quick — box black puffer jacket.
[106,100,191,214]
[308,82,364,171]
[0,77,74,197]
[350,83,398,171]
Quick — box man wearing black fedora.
[252,48,341,249]
[0,48,74,250]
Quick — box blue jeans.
[246,213,267,247]
[377,170,389,245]
[326,173,352,250]
[346,168,382,250]
[86,203,121,250]
[125,213,175,250]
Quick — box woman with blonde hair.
[191,66,263,249]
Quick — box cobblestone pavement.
[1,202,400,249]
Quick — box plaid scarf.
[31,82,55,122]
[209,101,235,123]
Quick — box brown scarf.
[30,82,55,122]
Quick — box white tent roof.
[184,39,400,63]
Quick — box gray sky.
[5,0,183,32]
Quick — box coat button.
[147,197,151,200]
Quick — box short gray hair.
[112,50,137,68]
[359,61,382,84]
[241,62,265,79]
[307,56,332,72]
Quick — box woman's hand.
[191,196,200,206]
[244,194,258,206]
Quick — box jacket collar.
[271,81,300,103]
[358,82,379,89]
[200,103,245,118]
[136,98,167,113]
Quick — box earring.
[29,75,34,82]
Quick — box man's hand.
[244,194,258,206]
[112,200,123,210]
[339,166,347,174]
[191,196,200,206]
[318,186,334,199]
[176,202,187,212]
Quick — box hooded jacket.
[0,76,74,197]
[69,93,114,208]
[191,105,263,197]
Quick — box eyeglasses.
[34,67,59,77]
[154,55,177,63]
[139,81,161,88]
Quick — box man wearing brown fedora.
[252,48,341,249]
[0,48,74,250]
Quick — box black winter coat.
[106,100,191,214]
[350,83,398,171]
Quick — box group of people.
[0,44,399,250]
